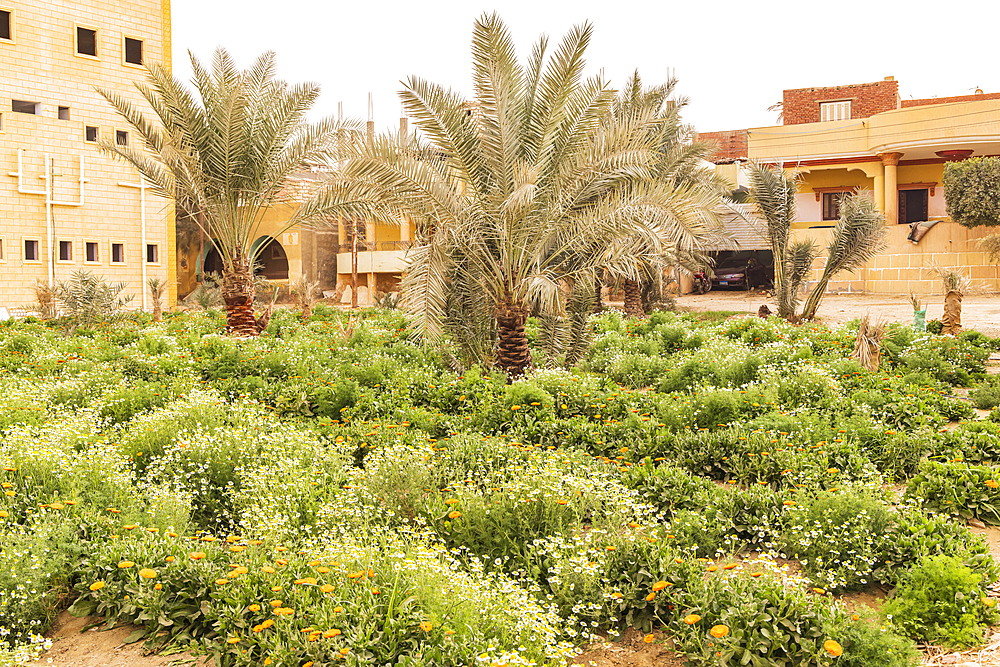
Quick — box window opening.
[146,244,158,263]
[59,240,72,261]
[124,37,142,65]
[85,126,99,142]
[86,242,99,262]
[24,239,39,261]
[0,10,11,41]
[111,243,125,263]
[77,26,97,56]
[116,130,128,146]
[58,106,70,120]
[12,100,39,115]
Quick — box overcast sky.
[173,0,998,135]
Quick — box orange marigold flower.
[645,592,656,602]
[684,614,701,625]
[226,636,240,645]
[824,640,843,657]
[89,581,106,591]
[154,583,162,590]
[118,561,135,569]
[448,511,461,520]
[723,563,738,570]
[189,552,206,560]
[444,499,459,505]
[138,568,157,579]
[215,578,230,586]
[420,621,433,632]
[652,581,669,591]
[710,625,730,639]
[333,606,344,613]
[294,577,317,586]
[643,634,655,643]
[323,628,342,638]
[262,565,276,574]
[165,556,175,563]
[987,479,999,489]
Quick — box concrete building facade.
[0,0,175,311]
[701,78,1000,295]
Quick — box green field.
[2,307,1000,667]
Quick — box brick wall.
[0,0,173,308]
[902,91,1000,108]
[696,129,748,163]
[783,79,899,125]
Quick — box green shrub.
[884,555,998,648]
[779,491,890,591]
[829,609,921,667]
[906,460,1000,524]
[970,375,1000,410]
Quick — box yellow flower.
[226,636,240,645]
[294,577,318,586]
[262,565,276,574]
[189,551,206,560]
[165,556,175,563]
[89,581,106,591]
[645,592,656,602]
[118,561,135,569]
[320,584,336,594]
[270,600,284,608]
[824,640,843,657]
[154,583,162,590]
[420,621,433,632]
[138,568,157,579]
[643,634,655,643]
[684,614,701,625]
[215,578,229,586]
[448,511,461,520]
[987,479,999,489]
[323,628,342,638]
[248,604,261,612]
[444,499,459,505]
[49,502,65,510]
[710,625,730,639]
[813,587,826,595]
[0,511,8,518]
[333,606,344,613]
[652,581,669,591]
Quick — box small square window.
[12,100,39,115]
[58,106,70,121]
[116,130,128,146]
[24,239,39,262]
[85,242,99,263]
[111,242,125,263]
[0,9,11,42]
[822,192,847,221]
[85,126,99,142]
[59,240,73,261]
[77,26,97,57]
[124,36,143,65]
[146,244,158,264]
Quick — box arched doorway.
[250,236,289,280]
[202,244,224,279]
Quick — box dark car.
[711,256,773,290]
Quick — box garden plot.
[3,307,1000,667]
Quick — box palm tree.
[747,162,886,321]
[605,72,730,318]
[317,15,720,377]
[97,48,364,334]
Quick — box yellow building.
[0,0,175,311]
[703,78,1000,295]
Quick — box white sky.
[173,0,999,135]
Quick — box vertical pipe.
[141,176,148,311]
[45,154,54,287]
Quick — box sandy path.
[674,291,1000,337]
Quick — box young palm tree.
[747,162,886,321]
[97,49,364,334]
[316,15,719,377]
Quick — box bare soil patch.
[31,612,204,667]
[674,292,1000,338]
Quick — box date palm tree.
[747,162,886,321]
[315,15,720,377]
[98,48,365,334]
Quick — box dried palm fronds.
[852,315,886,372]
[929,266,976,295]
[908,293,922,311]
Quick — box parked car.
[711,255,773,290]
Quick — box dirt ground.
[674,290,1000,337]
[30,613,205,667]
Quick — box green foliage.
[884,555,998,648]
[55,270,134,330]
[907,460,1000,524]
[779,491,890,591]
[970,375,1000,409]
[943,156,1000,228]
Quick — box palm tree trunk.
[495,289,531,379]
[593,276,604,314]
[221,265,259,336]
[623,279,644,318]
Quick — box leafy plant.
[883,555,998,648]
[906,460,1000,524]
[54,270,134,330]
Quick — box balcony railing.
[336,240,413,252]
